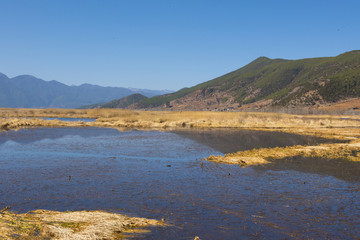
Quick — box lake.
[0,127,359,239]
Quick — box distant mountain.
[133,50,360,111]
[0,73,171,108]
[80,93,148,109]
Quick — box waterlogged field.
[0,127,359,239]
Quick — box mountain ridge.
[132,50,360,111]
[80,93,148,109]
[0,73,170,108]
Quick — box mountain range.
[0,73,171,108]
[129,50,360,111]
[2,50,360,111]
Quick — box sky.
[0,0,359,91]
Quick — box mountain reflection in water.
[173,129,358,182]
[172,128,343,153]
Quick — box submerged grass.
[0,209,165,240]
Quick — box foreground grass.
[0,209,164,240]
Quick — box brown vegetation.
[0,118,92,131]
[317,98,360,111]
[0,108,92,118]
[1,108,360,140]
[207,141,360,166]
[0,209,164,239]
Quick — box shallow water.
[0,128,359,239]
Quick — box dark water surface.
[0,127,359,239]
[172,128,343,153]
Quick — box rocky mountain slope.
[0,73,169,108]
[133,50,360,111]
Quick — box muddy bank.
[0,209,164,239]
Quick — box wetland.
[1,126,359,239]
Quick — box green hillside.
[80,93,148,109]
[101,93,147,108]
[136,50,360,109]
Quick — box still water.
[0,127,359,239]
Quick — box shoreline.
[1,108,359,238]
[0,209,165,239]
[1,109,360,167]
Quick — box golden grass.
[0,209,164,240]
[1,107,360,166]
[91,110,360,141]
[0,108,92,118]
[0,118,92,131]
[207,141,360,166]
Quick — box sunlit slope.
[136,50,360,109]
[80,93,148,109]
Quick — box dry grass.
[207,141,360,166]
[0,209,164,240]
[1,107,360,166]
[0,118,92,131]
[0,108,91,118]
[0,108,147,119]
[92,110,360,140]
[318,98,360,111]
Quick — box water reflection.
[172,128,343,153]
[0,128,358,239]
[0,127,121,145]
[253,156,360,182]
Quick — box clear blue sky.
[0,0,359,90]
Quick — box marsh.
[1,127,359,239]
